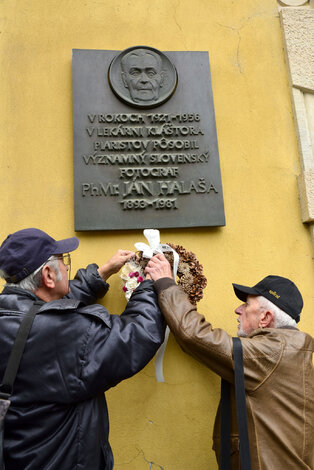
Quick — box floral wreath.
[120,230,207,304]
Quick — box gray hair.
[256,295,297,328]
[121,48,162,72]
[1,257,62,292]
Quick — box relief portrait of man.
[120,48,164,103]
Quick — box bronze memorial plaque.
[72,46,225,230]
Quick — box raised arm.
[68,250,135,304]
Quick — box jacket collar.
[2,285,39,301]
[0,286,81,313]
[277,325,299,330]
[250,326,299,337]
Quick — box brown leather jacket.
[155,280,314,470]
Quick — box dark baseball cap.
[232,275,303,323]
[0,228,79,283]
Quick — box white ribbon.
[135,229,178,382]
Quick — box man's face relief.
[121,52,164,102]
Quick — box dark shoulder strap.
[220,378,231,469]
[0,302,42,399]
[232,337,252,470]
[220,338,252,470]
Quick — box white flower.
[126,278,139,290]
[120,259,145,300]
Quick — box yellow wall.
[0,1,313,468]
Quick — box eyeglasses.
[52,253,71,279]
[55,253,71,267]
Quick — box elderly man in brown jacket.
[146,254,314,470]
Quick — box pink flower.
[137,276,144,283]
[129,271,139,278]
[122,286,128,292]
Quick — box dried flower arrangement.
[121,242,207,304]
[120,258,145,301]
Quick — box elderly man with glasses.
[0,228,165,470]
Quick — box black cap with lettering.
[232,275,303,323]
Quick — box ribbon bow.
[135,229,179,279]
[135,229,178,382]
[134,229,163,259]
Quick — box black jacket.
[0,264,165,470]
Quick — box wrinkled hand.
[145,253,173,282]
[98,250,135,281]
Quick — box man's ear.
[259,310,275,329]
[41,264,57,289]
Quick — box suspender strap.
[220,378,231,469]
[232,337,252,470]
[0,302,42,399]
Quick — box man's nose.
[139,72,149,82]
[235,305,243,315]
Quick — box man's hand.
[98,250,135,281]
[145,253,173,281]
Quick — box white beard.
[237,324,248,337]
